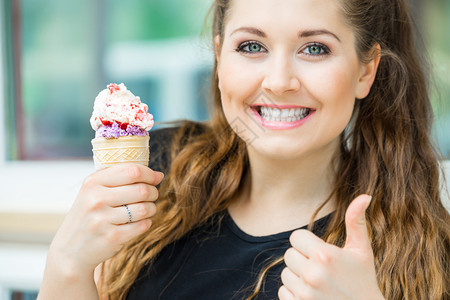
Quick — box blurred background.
[3,0,213,161]
[2,0,450,161]
[0,0,449,298]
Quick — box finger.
[343,194,372,253]
[94,164,164,187]
[281,268,316,300]
[289,229,327,259]
[278,285,295,300]
[106,183,159,207]
[111,218,153,245]
[110,202,157,225]
[284,247,308,277]
[281,267,302,296]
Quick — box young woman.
[38,0,450,299]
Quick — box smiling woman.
[216,0,377,164]
[34,0,450,300]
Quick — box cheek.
[304,62,358,109]
[218,63,239,120]
[218,56,262,109]
[217,57,267,143]
[302,63,358,134]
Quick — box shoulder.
[148,120,209,175]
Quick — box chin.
[247,139,307,160]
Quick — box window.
[4,0,212,160]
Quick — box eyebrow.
[230,26,341,42]
[230,27,266,37]
[298,29,341,42]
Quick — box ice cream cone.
[91,135,150,170]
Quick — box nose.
[261,54,300,95]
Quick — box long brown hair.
[101,0,450,299]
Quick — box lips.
[249,104,315,130]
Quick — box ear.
[214,35,221,62]
[355,44,381,100]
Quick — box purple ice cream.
[95,122,149,139]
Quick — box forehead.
[225,0,347,36]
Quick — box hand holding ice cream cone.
[39,85,160,299]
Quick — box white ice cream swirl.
[90,83,154,131]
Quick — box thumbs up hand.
[278,195,385,300]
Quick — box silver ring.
[123,204,132,223]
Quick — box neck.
[228,140,339,235]
[247,142,338,209]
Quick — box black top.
[127,125,332,300]
[146,125,181,177]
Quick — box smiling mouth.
[253,105,313,122]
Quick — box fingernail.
[365,195,373,210]
[157,171,165,180]
[359,196,372,223]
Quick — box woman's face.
[216,0,376,161]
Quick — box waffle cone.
[91,135,150,170]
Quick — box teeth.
[258,106,310,122]
[273,108,280,117]
[280,109,289,118]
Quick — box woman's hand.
[278,194,385,300]
[48,164,164,276]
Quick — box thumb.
[343,194,372,254]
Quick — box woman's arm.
[37,164,163,299]
[38,254,99,300]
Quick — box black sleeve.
[148,126,179,175]
[148,122,208,190]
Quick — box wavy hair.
[101,0,450,299]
